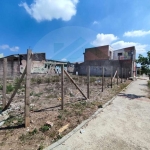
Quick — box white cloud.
[124,30,150,37]
[93,21,99,25]
[91,33,118,46]
[0,44,19,52]
[19,0,79,22]
[0,53,4,58]
[61,58,67,61]
[111,41,147,53]
[0,45,9,49]
[10,46,20,52]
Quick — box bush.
[0,84,14,93]
[39,125,50,132]
[6,84,14,93]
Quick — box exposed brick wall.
[84,45,110,61]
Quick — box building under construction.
[75,45,136,77]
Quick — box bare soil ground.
[53,77,150,150]
[0,75,131,150]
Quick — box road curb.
[44,81,133,150]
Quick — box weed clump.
[39,124,50,132]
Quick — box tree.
[136,51,150,74]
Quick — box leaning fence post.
[87,66,90,99]
[3,58,7,108]
[102,67,104,92]
[25,49,32,128]
[61,65,64,110]
[111,66,113,88]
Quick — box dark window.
[118,53,122,56]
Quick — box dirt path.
[49,77,150,150]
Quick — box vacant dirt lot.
[51,77,150,150]
[0,75,130,150]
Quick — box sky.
[0,0,150,62]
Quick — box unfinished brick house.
[76,45,136,77]
[84,45,113,61]
[0,53,69,78]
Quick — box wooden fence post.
[121,68,123,83]
[111,66,113,88]
[127,68,129,79]
[102,67,104,92]
[117,68,119,85]
[125,68,126,82]
[61,65,64,110]
[87,66,90,99]
[25,49,32,128]
[3,58,7,108]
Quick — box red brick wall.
[84,45,109,61]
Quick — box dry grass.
[0,75,131,150]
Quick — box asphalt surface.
[50,77,150,150]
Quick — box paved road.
[53,77,150,150]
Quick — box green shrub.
[6,84,14,93]
[29,128,38,135]
[39,125,50,132]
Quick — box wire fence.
[0,50,131,128]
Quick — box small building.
[0,52,72,78]
[77,45,136,77]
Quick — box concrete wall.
[0,58,20,78]
[20,60,47,74]
[76,60,132,77]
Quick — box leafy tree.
[136,51,150,74]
